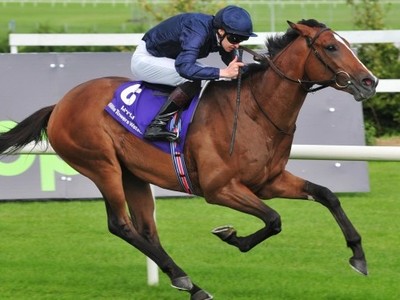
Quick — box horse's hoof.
[349,257,368,276]
[191,289,213,300]
[212,225,236,241]
[171,276,194,291]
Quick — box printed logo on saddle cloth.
[105,81,200,154]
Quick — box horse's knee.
[268,211,282,235]
[306,181,341,209]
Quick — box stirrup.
[144,126,179,142]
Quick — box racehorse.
[0,20,377,300]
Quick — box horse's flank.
[47,76,183,190]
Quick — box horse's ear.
[287,20,295,29]
[287,21,313,38]
[287,20,302,33]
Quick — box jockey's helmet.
[213,5,257,38]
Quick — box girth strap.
[169,114,194,194]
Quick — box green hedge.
[348,0,400,138]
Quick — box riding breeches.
[131,40,188,86]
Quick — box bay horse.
[0,20,377,299]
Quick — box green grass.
[0,2,143,34]
[0,161,399,299]
[1,1,400,53]
[1,1,400,37]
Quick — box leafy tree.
[347,0,400,137]
[137,0,226,22]
[0,34,9,53]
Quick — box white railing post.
[147,185,159,286]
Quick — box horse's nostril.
[362,77,375,87]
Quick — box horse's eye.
[325,45,337,52]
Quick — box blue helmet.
[213,5,257,37]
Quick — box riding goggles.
[226,34,249,44]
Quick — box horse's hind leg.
[61,150,211,299]
[117,168,187,279]
[107,166,213,300]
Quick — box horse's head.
[287,20,378,101]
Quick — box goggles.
[226,34,249,44]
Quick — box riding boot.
[144,81,201,142]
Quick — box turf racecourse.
[1,1,400,40]
[0,161,399,299]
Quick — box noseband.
[241,27,352,92]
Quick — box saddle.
[105,80,200,194]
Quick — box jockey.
[131,5,257,141]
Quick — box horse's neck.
[249,44,309,133]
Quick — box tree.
[346,0,400,137]
[137,0,226,22]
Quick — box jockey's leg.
[144,80,201,142]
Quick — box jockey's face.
[218,29,242,52]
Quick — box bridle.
[238,27,353,136]
[240,27,353,93]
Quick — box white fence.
[8,30,400,93]
[9,30,400,54]
[17,142,400,161]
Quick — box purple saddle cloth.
[105,81,200,154]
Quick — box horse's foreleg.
[264,171,367,275]
[212,217,280,253]
[305,181,367,275]
[207,184,282,252]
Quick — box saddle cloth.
[105,81,200,154]
[105,81,201,194]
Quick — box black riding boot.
[144,81,201,142]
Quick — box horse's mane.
[244,19,327,75]
[266,19,327,57]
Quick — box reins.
[248,82,295,136]
[229,49,244,155]
[239,27,352,93]
[241,46,335,92]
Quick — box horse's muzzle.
[348,75,379,102]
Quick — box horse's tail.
[0,105,55,155]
